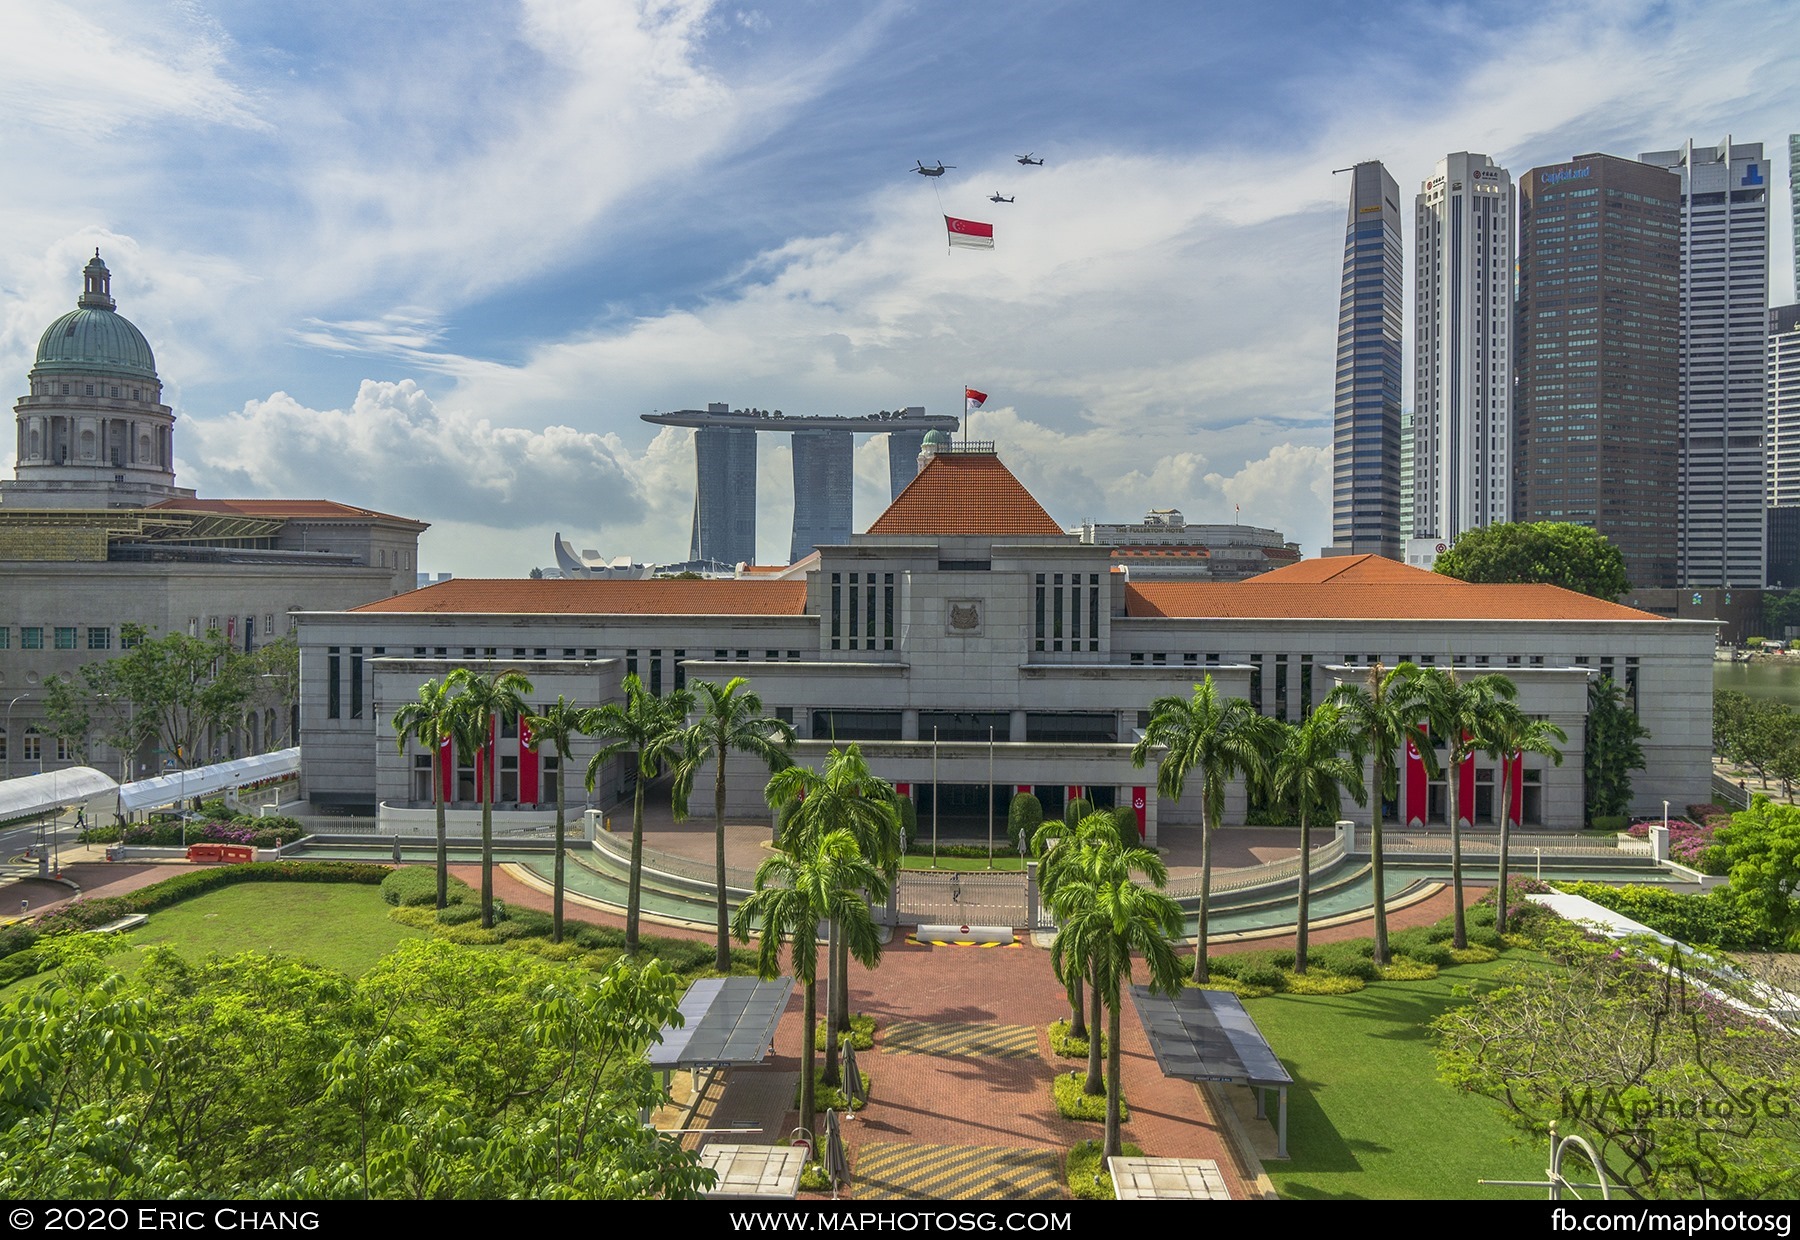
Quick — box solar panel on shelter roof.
[1127,985,1292,1087]
[648,977,795,1069]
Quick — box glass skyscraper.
[1329,160,1404,559]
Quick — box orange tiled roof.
[351,578,809,616]
[866,452,1065,536]
[150,498,426,526]
[1126,555,1659,621]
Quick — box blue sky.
[2,0,1796,573]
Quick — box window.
[23,730,42,763]
[1089,575,1100,652]
[674,649,687,690]
[626,648,638,677]
[1249,655,1263,712]
[86,626,110,650]
[736,650,749,661]
[349,648,364,719]
[1033,574,1046,652]
[787,650,800,662]
[413,753,436,802]
[1300,655,1313,718]
[1130,652,1145,665]
[1052,574,1064,651]
[542,756,560,805]
[775,706,794,725]
[54,627,77,650]
[327,647,341,719]
[649,649,663,696]
[715,649,728,660]
[0,627,9,649]
[1183,653,1198,666]
[1275,657,1289,722]
[883,573,895,650]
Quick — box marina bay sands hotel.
[642,404,960,565]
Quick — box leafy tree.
[390,677,461,910]
[447,667,534,929]
[672,677,795,972]
[1267,704,1366,974]
[765,744,899,1085]
[1716,795,1800,949]
[1588,676,1651,819]
[1006,792,1043,853]
[1063,796,1093,828]
[1479,701,1566,934]
[1326,662,1432,964]
[42,623,266,774]
[525,695,587,943]
[1763,588,1800,636]
[1131,674,1280,980]
[733,828,887,1153]
[583,675,694,956]
[1418,667,1516,950]
[1046,822,1185,1158]
[1433,520,1630,599]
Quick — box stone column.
[1009,709,1026,742]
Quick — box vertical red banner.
[475,714,496,802]
[519,713,540,804]
[1508,751,1523,824]
[1457,750,1476,826]
[439,733,453,802]
[1015,785,1031,795]
[1131,786,1147,838]
[1067,785,1083,803]
[895,782,910,798]
[1404,733,1428,827]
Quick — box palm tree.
[732,828,887,1155]
[1130,675,1279,981]
[1417,667,1516,950]
[390,676,460,910]
[673,676,796,972]
[1267,703,1366,975]
[1049,839,1186,1158]
[1478,700,1566,935]
[582,674,694,956]
[525,695,587,944]
[1044,812,1167,1097]
[446,666,534,929]
[1326,662,1432,965]
[766,743,900,1086]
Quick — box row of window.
[0,729,76,763]
[32,382,149,400]
[829,572,896,651]
[1035,572,1102,653]
[0,625,124,651]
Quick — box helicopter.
[988,192,1014,203]
[1016,153,1044,166]
[913,160,955,177]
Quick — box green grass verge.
[1052,1070,1125,1122]
[898,854,1025,871]
[1066,1139,1141,1200]
[124,882,432,978]
[794,1063,870,1113]
[1048,1018,1107,1058]
[1247,956,1547,1199]
[815,1012,876,1050]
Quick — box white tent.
[0,766,119,823]
[116,748,301,813]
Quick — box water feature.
[1713,659,1800,705]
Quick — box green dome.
[32,253,158,382]
[922,429,951,447]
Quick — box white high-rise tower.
[1640,137,1770,588]
[1412,153,1515,546]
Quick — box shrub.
[436,903,483,926]
[0,923,40,960]
[1205,954,1243,979]
[1192,977,1276,999]
[814,1013,876,1050]
[1235,962,1285,990]
[1067,1139,1142,1201]
[0,946,52,988]
[387,906,438,929]
[1378,956,1439,981]
[1551,881,1769,950]
[896,797,918,848]
[1266,949,1297,971]
[1111,806,1140,842]
[1466,926,1503,950]
[1448,945,1500,964]
[1007,793,1043,853]
[1590,814,1630,833]
[32,862,390,936]
[1314,954,1380,982]
[1052,1071,1122,1122]
[1063,797,1093,828]
[795,1065,869,1113]
[903,843,1013,860]
[1048,1019,1106,1059]
[1385,930,1454,967]
[1282,971,1365,995]
[379,866,469,908]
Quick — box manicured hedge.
[1552,880,1770,950]
[26,862,391,940]
[379,865,470,907]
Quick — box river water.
[1712,659,1800,705]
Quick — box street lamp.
[4,692,27,782]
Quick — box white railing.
[1165,836,1347,900]
[588,824,763,891]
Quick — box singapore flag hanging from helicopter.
[945,215,994,250]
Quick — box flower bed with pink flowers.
[1627,816,1727,874]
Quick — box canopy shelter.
[117,748,300,813]
[1128,984,1294,1159]
[648,977,796,1071]
[0,766,118,824]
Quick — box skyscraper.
[688,405,759,566]
[1412,153,1515,545]
[1329,160,1405,559]
[789,428,854,560]
[1790,134,1799,293]
[1640,137,1770,588]
[1769,304,1800,587]
[1514,154,1682,588]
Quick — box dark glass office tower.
[1329,160,1404,559]
[1515,154,1682,588]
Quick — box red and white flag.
[945,215,994,249]
[964,387,987,408]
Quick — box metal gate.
[896,870,1031,929]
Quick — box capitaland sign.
[1540,165,1592,187]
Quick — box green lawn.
[119,882,430,978]
[899,854,1025,871]
[1245,958,1548,1200]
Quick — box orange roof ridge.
[1125,578,1658,622]
[867,452,1064,537]
[352,578,808,616]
